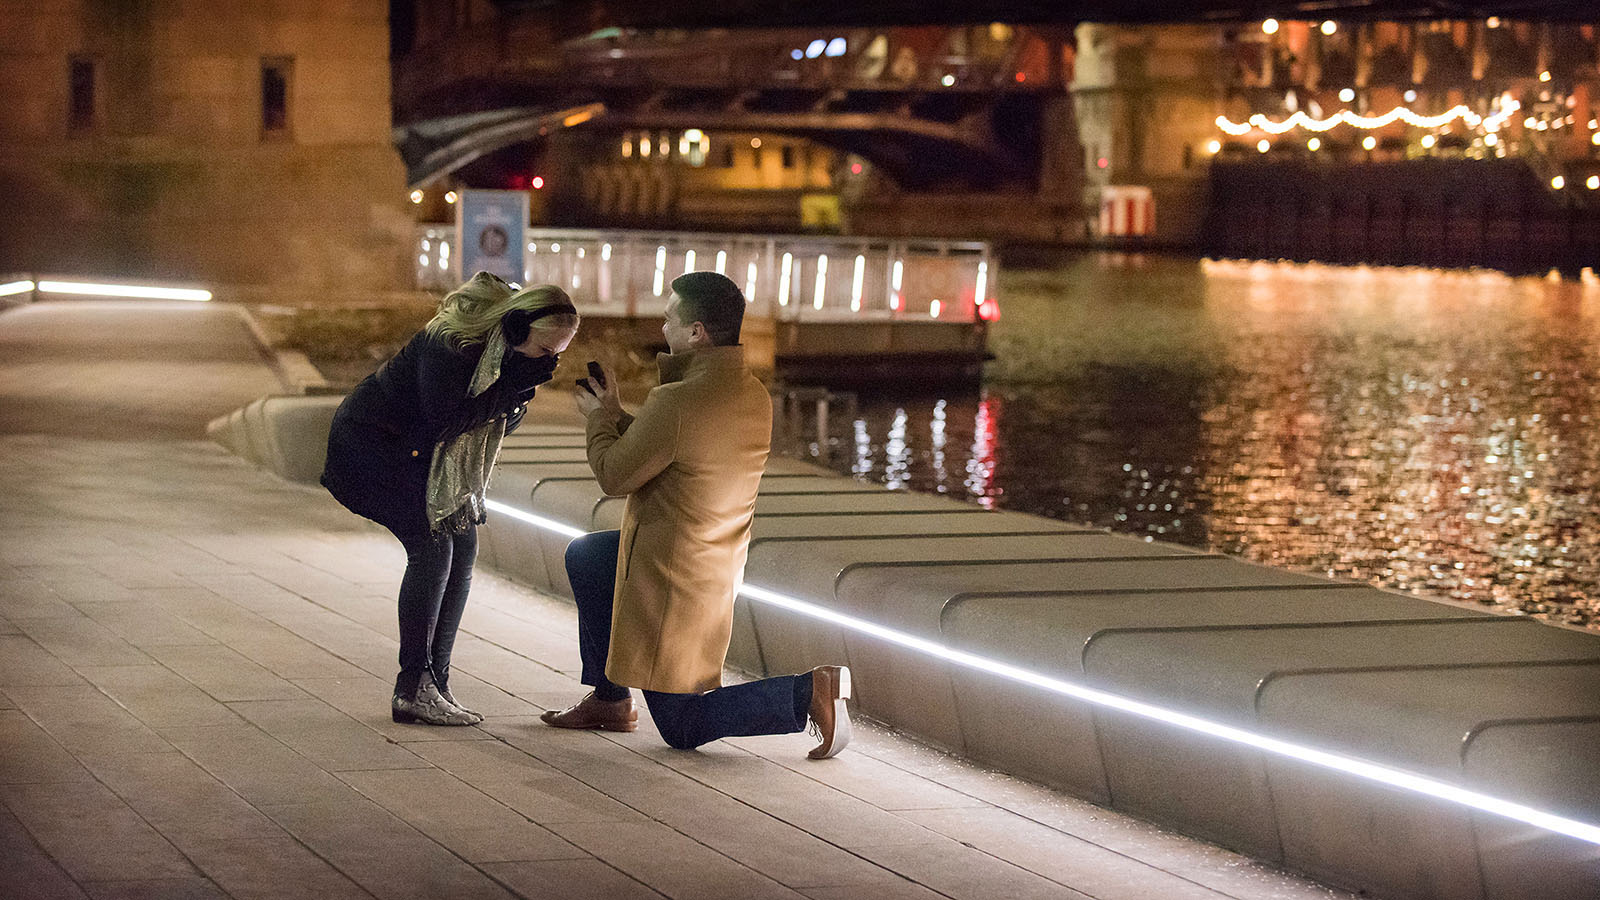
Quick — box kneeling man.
[543,271,850,759]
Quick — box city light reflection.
[819,257,1600,630]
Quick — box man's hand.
[574,360,624,419]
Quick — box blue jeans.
[387,523,476,699]
[564,531,812,749]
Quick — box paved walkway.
[0,301,1353,900]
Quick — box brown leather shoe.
[540,691,638,732]
[806,666,852,760]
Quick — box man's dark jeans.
[564,530,812,749]
[387,523,476,698]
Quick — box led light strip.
[1216,104,1493,137]
[36,280,212,302]
[0,279,36,298]
[483,497,1600,846]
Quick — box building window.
[781,145,796,168]
[261,57,292,137]
[68,56,96,131]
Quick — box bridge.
[394,23,1072,190]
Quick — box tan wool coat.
[585,345,772,694]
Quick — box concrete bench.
[937,586,1484,804]
[1078,617,1593,866]
[1259,661,1600,900]
[207,394,342,484]
[501,432,586,448]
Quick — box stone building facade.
[0,0,411,293]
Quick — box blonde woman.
[322,272,579,725]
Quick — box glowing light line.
[37,280,212,302]
[485,499,587,539]
[486,499,1600,847]
[0,280,35,297]
[1214,103,1512,137]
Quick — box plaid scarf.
[425,328,508,533]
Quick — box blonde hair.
[425,271,578,348]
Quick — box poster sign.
[456,189,528,283]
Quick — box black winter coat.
[321,330,558,536]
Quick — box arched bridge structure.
[393,23,1074,190]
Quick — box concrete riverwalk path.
[0,299,1353,900]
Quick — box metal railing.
[416,226,994,324]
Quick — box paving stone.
[870,739,1352,900]
[6,684,174,757]
[0,803,91,900]
[663,754,947,851]
[160,724,360,807]
[263,797,519,900]
[429,669,542,718]
[70,602,218,648]
[900,806,1231,900]
[181,836,373,900]
[86,555,192,590]
[444,636,585,699]
[0,781,197,883]
[485,860,665,899]
[551,820,808,900]
[257,605,397,671]
[76,665,242,728]
[800,882,949,900]
[458,605,586,671]
[0,709,93,784]
[852,839,1095,900]
[221,629,370,680]
[337,767,588,863]
[404,739,645,824]
[224,698,430,772]
[13,616,153,667]
[630,773,904,889]
[80,750,282,845]
[157,593,280,643]
[722,731,988,811]
[11,567,135,605]
[0,634,87,687]
[81,878,228,900]
[0,580,83,619]
[144,644,307,702]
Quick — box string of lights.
[1216,100,1524,137]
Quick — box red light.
[978,300,1000,322]
[531,176,545,190]
[850,163,862,174]
[1015,72,1026,83]
[1097,157,1109,169]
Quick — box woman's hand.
[503,351,560,400]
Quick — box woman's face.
[513,322,577,358]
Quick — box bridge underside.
[396,86,1044,191]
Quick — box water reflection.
[806,255,1600,630]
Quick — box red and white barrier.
[1099,185,1155,237]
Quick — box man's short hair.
[671,271,745,346]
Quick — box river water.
[798,254,1600,630]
